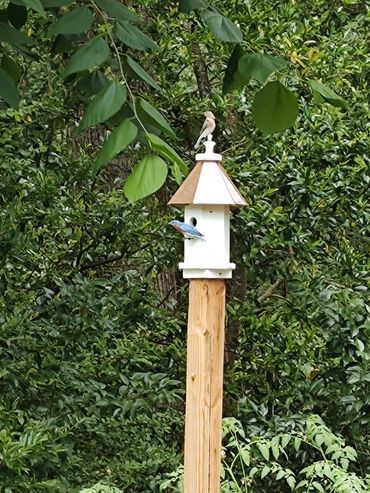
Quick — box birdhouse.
[168,139,246,279]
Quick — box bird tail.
[194,136,202,149]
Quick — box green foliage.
[160,417,370,492]
[78,483,122,493]
[0,0,368,491]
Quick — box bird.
[194,111,216,149]
[169,220,206,241]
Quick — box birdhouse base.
[178,262,236,279]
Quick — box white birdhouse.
[168,139,246,279]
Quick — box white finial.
[195,136,222,162]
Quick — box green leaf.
[179,0,207,13]
[281,434,291,448]
[261,465,271,479]
[49,7,94,35]
[77,70,108,97]
[312,481,324,492]
[124,155,168,203]
[78,81,127,132]
[92,119,138,175]
[252,81,298,134]
[1,55,21,81]
[257,442,270,461]
[0,67,20,108]
[0,22,34,45]
[42,0,73,7]
[239,449,250,467]
[114,21,158,51]
[63,36,110,79]
[202,10,242,43]
[294,437,301,451]
[95,0,140,24]
[287,476,296,490]
[308,80,347,109]
[122,55,162,92]
[137,98,176,139]
[146,133,187,182]
[222,45,250,94]
[7,3,27,28]
[239,53,287,83]
[18,0,45,17]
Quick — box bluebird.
[169,220,206,241]
[194,111,216,149]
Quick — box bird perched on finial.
[169,220,206,242]
[194,111,216,149]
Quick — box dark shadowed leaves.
[7,2,27,28]
[223,45,250,94]
[0,67,20,108]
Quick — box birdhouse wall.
[179,205,235,279]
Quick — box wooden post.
[184,279,226,493]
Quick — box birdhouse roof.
[168,161,247,207]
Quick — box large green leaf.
[92,119,138,175]
[202,10,242,43]
[308,80,347,109]
[49,7,94,35]
[77,70,108,97]
[114,21,158,51]
[1,55,21,81]
[42,0,73,7]
[124,155,168,202]
[179,0,207,13]
[0,22,34,45]
[222,45,250,94]
[62,36,109,79]
[122,55,161,92]
[137,98,176,139]
[239,53,287,83]
[0,67,20,108]
[95,0,140,24]
[78,81,127,133]
[18,0,45,17]
[252,80,298,135]
[147,133,187,183]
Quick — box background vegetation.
[0,0,369,491]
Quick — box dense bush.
[0,0,368,491]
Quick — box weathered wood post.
[168,138,246,493]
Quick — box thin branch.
[257,279,282,304]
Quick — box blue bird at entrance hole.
[169,220,206,241]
